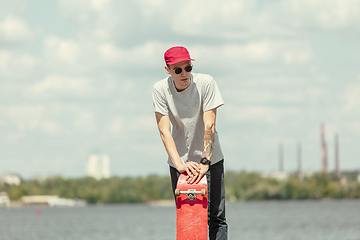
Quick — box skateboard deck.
[175,173,208,240]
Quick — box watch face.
[201,158,209,164]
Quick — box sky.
[1,0,360,179]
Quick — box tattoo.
[203,126,214,159]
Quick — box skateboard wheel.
[175,189,180,196]
[201,189,206,196]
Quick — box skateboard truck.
[175,188,206,201]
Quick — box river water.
[1,199,360,240]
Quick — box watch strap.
[201,157,211,165]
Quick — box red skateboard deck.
[175,173,208,240]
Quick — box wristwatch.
[200,157,211,165]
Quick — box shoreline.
[2,198,360,208]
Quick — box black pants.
[170,160,228,240]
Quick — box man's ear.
[165,65,170,74]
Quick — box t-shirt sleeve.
[152,85,168,116]
[203,78,224,112]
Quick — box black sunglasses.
[174,65,192,74]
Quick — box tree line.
[1,172,359,204]
[225,171,360,201]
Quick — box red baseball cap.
[164,46,195,65]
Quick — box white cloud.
[283,50,312,64]
[225,105,300,123]
[2,104,45,131]
[135,0,169,18]
[98,41,165,64]
[224,89,275,103]
[349,121,360,134]
[131,143,163,157]
[42,34,166,72]
[261,0,360,36]
[0,81,21,96]
[339,75,360,136]
[224,105,269,123]
[279,90,305,102]
[121,115,157,133]
[42,35,106,73]
[59,0,125,41]
[73,108,97,134]
[0,103,102,140]
[0,15,32,42]
[5,131,25,143]
[244,76,305,87]
[342,75,360,115]
[192,40,312,65]
[1,103,63,138]
[172,0,360,40]
[26,75,95,98]
[106,116,124,135]
[58,0,95,24]
[44,36,80,64]
[58,0,360,54]
[40,120,63,134]
[172,0,257,38]
[98,43,121,61]
[91,0,112,11]
[131,115,156,131]
[306,87,324,104]
[0,50,37,78]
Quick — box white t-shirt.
[152,73,224,167]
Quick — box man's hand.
[192,163,209,184]
[178,162,201,182]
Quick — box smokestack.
[335,134,339,174]
[279,142,284,172]
[297,142,302,175]
[321,124,328,172]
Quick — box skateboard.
[175,173,208,240]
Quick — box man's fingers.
[195,173,204,184]
[188,164,199,175]
[184,162,202,183]
[189,172,196,183]
[189,162,200,170]
[186,168,196,183]
[194,175,200,184]
[186,168,192,177]
[190,167,199,176]
[188,171,199,184]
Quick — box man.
[152,46,228,240]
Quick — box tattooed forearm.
[203,125,215,159]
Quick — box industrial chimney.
[279,142,284,172]
[297,142,302,176]
[321,124,328,172]
[335,134,339,174]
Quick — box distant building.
[21,195,59,206]
[340,176,348,186]
[261,171,288,180]
[304,170,314,178]
[20,195,86,207]
[86,155,110,180]
[269,171,288,181]
[0,174,21,186]
[0,192,10,207]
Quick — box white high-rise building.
[86,155,110,180]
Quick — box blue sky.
[1,0,360,178]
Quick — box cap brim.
[166,58,195,65]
